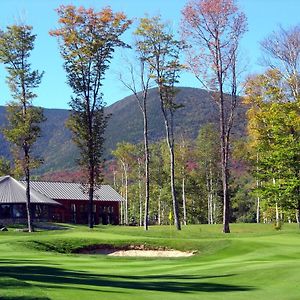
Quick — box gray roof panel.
[20,181,124,202]
[0,176,60,205]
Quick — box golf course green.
[0,223,299,300]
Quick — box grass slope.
[0,223,299,300]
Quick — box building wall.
[0,204,54,224]
[0,201,120,225]
[51,199,120,225]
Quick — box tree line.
[0,0,299,232]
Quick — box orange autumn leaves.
[50,5,131,49]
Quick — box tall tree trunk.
[219,98,230,233]
[156,81,181,230]
[159,93,181,230]
[123,164,128,225]
[87,109,94,229]
[275,202,279,227]
[121,71,151,230]
[138,159,143,227]
[88,164,94,229]
[206,163,214,225]
[143,109,150,230]
[256,196,260,224]
[88,186,94,228]
[206,173,211,224]
[24,148,33,233]
[209,165,214,224]
[120,172,124,225]
[22,96,33,233]
[113,169,116,190]
[182,177,187,225]
[256,154,260,223]
[296,205,300,227]
[166,116,181,230]
[158,187,162,225]
[213,201,216,224]
[273,178,280,227]
[169,141,181,230]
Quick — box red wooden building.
[0,176,124,225]
[26,181,124,225]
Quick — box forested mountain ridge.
[106,87,247,153]
[0,87,247,175]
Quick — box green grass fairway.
[0,223,299,300]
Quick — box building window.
[0,205,11,218]
[12,205,25,218]
[35,205,48,219]
[80,204,86,213]
[71,204,76,212]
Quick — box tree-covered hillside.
[0,87,247,175]
[105,87,246,154]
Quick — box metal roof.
[0,176,60,205]
[20,181,124,202]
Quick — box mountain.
[0,87,247,175]
[0,107,76,174]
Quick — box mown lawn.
[0,223,299,300]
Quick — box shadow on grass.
[0,259,58,265]
[0,263,255,294]
[0,276,51,300]
[0,297,50,300]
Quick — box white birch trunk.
[120,172,124,225]
[158,196,161,225]
[138,160,143,227]
[209,165,214,224]
[206,173,211,224]
[121,161,128,225]
[273,178,279,227]
[256,195,260,224]
[275,202,279,227]
[182,177,187,225]
[256,154,260,223]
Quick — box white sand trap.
[76,245,196,257]
[108,249,195,257]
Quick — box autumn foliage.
[50,5,131,228]
[181,0,247,233]
[181,0,246,86]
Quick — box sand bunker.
[76,244,195,257]
[108,249,194,257]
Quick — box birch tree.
[135,15,184,230]
[196,124,221,224]
[261,24,300,100]
[181,0,247,232]
[112,142,136,225]
[176,136,193,225]
[119,49,154,230]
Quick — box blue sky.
[0,0,299,109]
